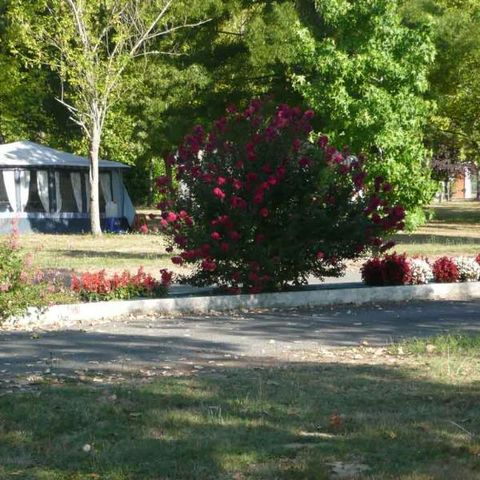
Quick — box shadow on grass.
[1,361,480,479]
[53,249,171,261]
[394,233,480,245]
[431,205,480,224]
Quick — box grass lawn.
[1,335,480,479]
[0,201,479,276]
[395,201,480,257]
[9,233,176,275]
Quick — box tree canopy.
[1,0,476,227]
[402,0,480,164]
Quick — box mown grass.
[1,347,480,479]
[391,332,480,356]
[395,201,480,257]
[0,201,479,275]
[7,232,176,275]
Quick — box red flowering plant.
[0,224,77,322]
[361,257,384,286]
[361,253,412,286]
[158,99,405,293]
[432,257,459,283]
[71,267,173,302]
[381,252,412,286]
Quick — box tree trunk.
[148,157,154,206]
[89,124,102,236]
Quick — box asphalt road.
[1,299,479,383]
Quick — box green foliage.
[2,0,474,221]
[403,0,480,165]
[7,0,219,219]
[0,229,74,322]
[244,0,437,226]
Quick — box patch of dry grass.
[12,233,184,275]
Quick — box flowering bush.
[455,257,480,282]
[0,226,74,322]
[361,257,384,286]
[381,253,412,286]
[409,258,433,285]
[71,267,173,302]
[432,257,459,283]
[157,99,405,292]
[362,253,411,286]
[476,253,480,266]
[0,227,24,295]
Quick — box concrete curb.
[10,281,480,328]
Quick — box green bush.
[0,228,74,322]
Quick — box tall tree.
[403,0,480,165]
[121,0,302,204]
[243,0,437,227]
[9,0,213,235]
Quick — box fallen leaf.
[329,412,344,429]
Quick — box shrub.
[409,258,433,285]
[0,226,71,322]
[381,252,412,286]
[432,257,459,283]
[455,257,480,282]
[361,257,384,286]
[158,100,405,292]
[71,267,173,302]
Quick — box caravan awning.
[0,141,129,169]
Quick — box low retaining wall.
[10,281,480,328]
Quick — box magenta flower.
[213,187,226,200]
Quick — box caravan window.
[59,171,79,213]
[0,171,13,212]
[25,170,46,213]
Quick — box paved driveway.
[1,300,479,382]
